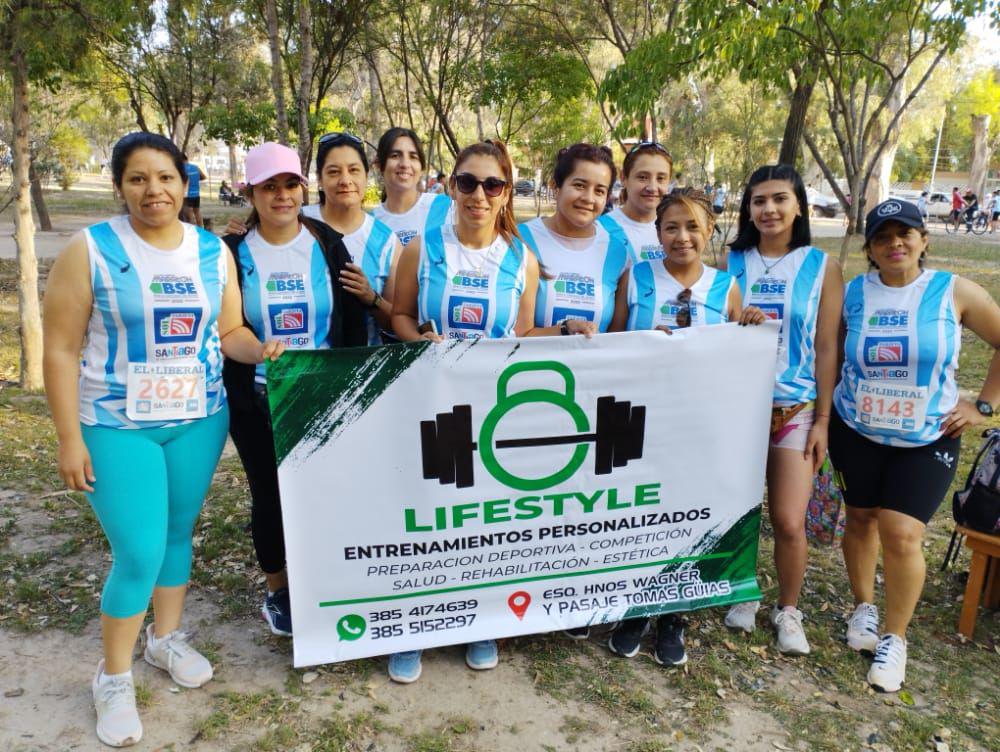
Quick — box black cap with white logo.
[865,199,925,242]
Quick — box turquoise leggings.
[81,406,229,618]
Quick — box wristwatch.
[368,292,382,310]
[975,400,994,417]
[559,320,570,336]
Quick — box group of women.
[42,127,1000,747]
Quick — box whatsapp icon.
[336,613,367,641]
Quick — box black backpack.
[952,428,1000,535]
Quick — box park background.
[1,1,999,750]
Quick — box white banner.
[268,323,779,667]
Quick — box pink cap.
[244,142,308,186]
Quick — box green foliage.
[34,124,90,190]
[941,68,1000,168]
[198,102,277,149]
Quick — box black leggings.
[229,388,285,575]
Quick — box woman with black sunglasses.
[372,127,453,247]
[517,143,626,337]
[302,132,402,343]
[598,142,674,265]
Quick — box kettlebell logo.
[420,361,646,491]
[877,201,902,217]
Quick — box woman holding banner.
[372,127,453,247]
[605,187,765,664]
[724,165,843,656]
[222,142,368,639]
[43,132,281,747]
[598,142,673,265]
[830,199,1000,692]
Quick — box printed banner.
[268,324,779,667]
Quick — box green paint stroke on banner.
[623,506,763,619]
[267,343,430,466]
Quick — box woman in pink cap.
[222,141,368,638]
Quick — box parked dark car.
[514,178,535,197]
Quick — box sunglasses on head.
[318,131,364,147]
[675,288,692,329]
[629,141,672,159]
[453,172,508,197]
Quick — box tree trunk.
[28,160,52,231]
[266,0,288,145]
[228,142,238,186]
[367,52,381,143]
[969,114,991,200]
[296,0,314,186]
[778,75,815,166]
[10,48,44,390]
[865,68,907,212]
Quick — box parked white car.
[806,188,842,217]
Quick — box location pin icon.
[507,591,531,620]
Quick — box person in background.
[916,191,928,222]
[991,189,1000,234]
[183,158,208,227]
[963,192,979,233]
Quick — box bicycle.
[941,209,987,235]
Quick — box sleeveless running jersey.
[302,206,396,345]
[80,215,227,428]
[237,225,334,383]
[518,217,628,331]
[417,223,526,340]
[627,262,733,330]
[184,163,201,198]
[372,192,453,247]
[728,246,828,405]
[834,270,960,447]
[598,207,661,266]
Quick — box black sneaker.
[608,617,649,658]
[261,587,292,636]
[564,626,590,640]
[653,614,687,666]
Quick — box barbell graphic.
[420,361,646,491]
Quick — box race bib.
[855,381,928,432]
[126,360,207,421]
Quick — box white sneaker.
[143,624,213,688]
[868,634,906,692]
[845,602,879,653]
[724,600,760,633]
[770,606,811,655]
[92,660,142,747]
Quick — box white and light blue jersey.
[598,207,661,266]
[302,207,396,345]
[372,192,453,247]
[79,215,227,428]
[518,217,628,332]
[834,270,960,447]
[627,262,733,330]
[236,226,334,383]
[417,223,526,340]
[729,245,828,405]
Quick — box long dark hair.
[111,132,187,189]
[729,164,811,252]
[451,140,521,246]
[375,127,426,202]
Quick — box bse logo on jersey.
[149,275,198,298]
[639,246,666,261]
[863,336,909,378]
[452,270,490,290]
[554,273,595,298]
[750,277,786,297]
[448,295,488,331]
[268,303,309,336]
[867,308,909,329]
[153,309,202,347]
[265,273,306,294]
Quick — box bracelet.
[368,292,382,310]
[559,320,570,336]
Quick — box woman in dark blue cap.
[829,199,1000,693]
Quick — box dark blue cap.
[865,199,924,242]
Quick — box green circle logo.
[336,614,367,641]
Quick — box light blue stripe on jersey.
[704,270,731,324]
[628,262,657,330]
[427,193,452,230]
[194,228,225,410]
[517,223,547,327]
[728,251,747,296]
[420,225,448,333]
[236,239,264,335]
[778,247,824,393]
[89,223,147,365]
[920,272,953,420]
[491,239,523,338]
[309,237,333,348]
[598,233,629,331]
[364,219,394,295]
[597,214,635,264]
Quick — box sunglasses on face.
[453,172,508,197]
[675,288,692,329]
[629,141,673,159]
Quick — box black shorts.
[184,196,201,209]
[828,410,960,524]
[992,211,1000,221]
